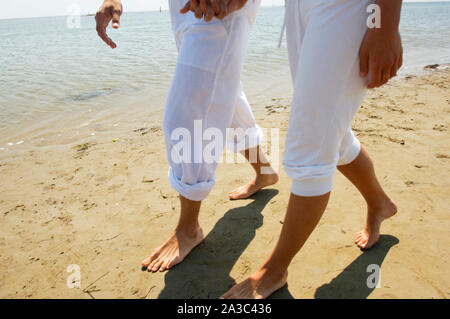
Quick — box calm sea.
[0,2,449,152]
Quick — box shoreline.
[1,63,449,160]
[0,67,449,298]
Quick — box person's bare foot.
[355,196,397,250]
[221,268,287,299]
[141,226,204,272]
[228,172,279,200]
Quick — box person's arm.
[96,0,123,49]
[359,0,403,88]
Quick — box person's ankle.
[257,263,288,281]
[366,192,390,211]
[175,223,201,238]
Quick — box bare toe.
[147,258,160,271]
[142,227,204,273]
[222,269,287,299]
[151,259,165,272]
[141,251,158,267]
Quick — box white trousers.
[283,0,374,196]
[164,0,262,201]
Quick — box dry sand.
[0,68,449,299]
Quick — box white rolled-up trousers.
[283,0,375,197]
[164,0,262,201]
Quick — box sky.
[1,0,449,20]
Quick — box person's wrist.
[375,1,401,34]
[368,21,398,38]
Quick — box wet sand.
[0,68,449,299]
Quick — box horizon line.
[0,5,287,21]
[1,1,448,21]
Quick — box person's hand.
[95,0,123,49]
[181,0,225,21]
[359,26,403,89]
[180,0,249,22]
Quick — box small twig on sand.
[82,271,110,296]
[93,233,121,242]
[86,291,96,299]
[142,285,156,299]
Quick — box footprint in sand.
[432,124,447,131]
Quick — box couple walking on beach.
[95,0,403,299]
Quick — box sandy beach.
[0,67,449,299]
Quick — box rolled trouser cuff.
[338,134,361,166]
[290,173,334,197]
[168,168,215,202]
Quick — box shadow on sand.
[156,190,397,299]
[157,188,294,299]
[314,234,399,299]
